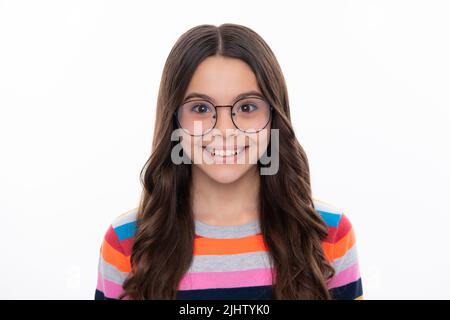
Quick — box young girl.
[95,23,363,300]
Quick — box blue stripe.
[329,278,363,300]
[95,289,117,300]
[176,285,273,300]
[114,221,137,241]
[114,212,340,238]
[316,210,341,227]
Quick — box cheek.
[248,129,271,161]
[179,133,203,163]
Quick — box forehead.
[184,56,261,102]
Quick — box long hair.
[119,23,335,300]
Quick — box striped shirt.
[95,198,363,300]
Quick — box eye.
[191,103,213,113]
[238,103,257,113]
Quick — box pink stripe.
[96,271,124,299]
[327,262,360,289]
[178,268,273,290]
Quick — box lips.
[203,145,248,157]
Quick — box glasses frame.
[173,96,275,136]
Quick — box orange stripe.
[321,241,333,262]
[194,234,268,255]
[355,295,364,300]
[321,228,355,261]
[101,239,131,273]
[333,228,355,259]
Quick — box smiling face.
[177,55,272,184]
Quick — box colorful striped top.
[95,198,363,300]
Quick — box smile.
[203,146,248,157]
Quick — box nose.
[214,107,238,137]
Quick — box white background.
[1,0,449,299]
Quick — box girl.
[95,23,363,300]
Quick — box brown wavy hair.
[118,23,335,300]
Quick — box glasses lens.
[233,97,271,132]
[177,100,215,135]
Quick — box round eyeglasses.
[174,96,274,136]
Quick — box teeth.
[205,146,246,157]
[216,149,234,156]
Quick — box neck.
[191,166,260,226]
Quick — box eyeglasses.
[174,96,274,136]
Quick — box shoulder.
[312,197,344,229]
[312,197,357,259]
[96,208,139,299]
[101,207,140,260]
[313,198,363,299]
[110,207,140,241]
[313,197,353,234]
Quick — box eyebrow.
[182,90,265,104]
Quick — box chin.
[199,165,253,184]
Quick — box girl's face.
[177,55,271,184]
